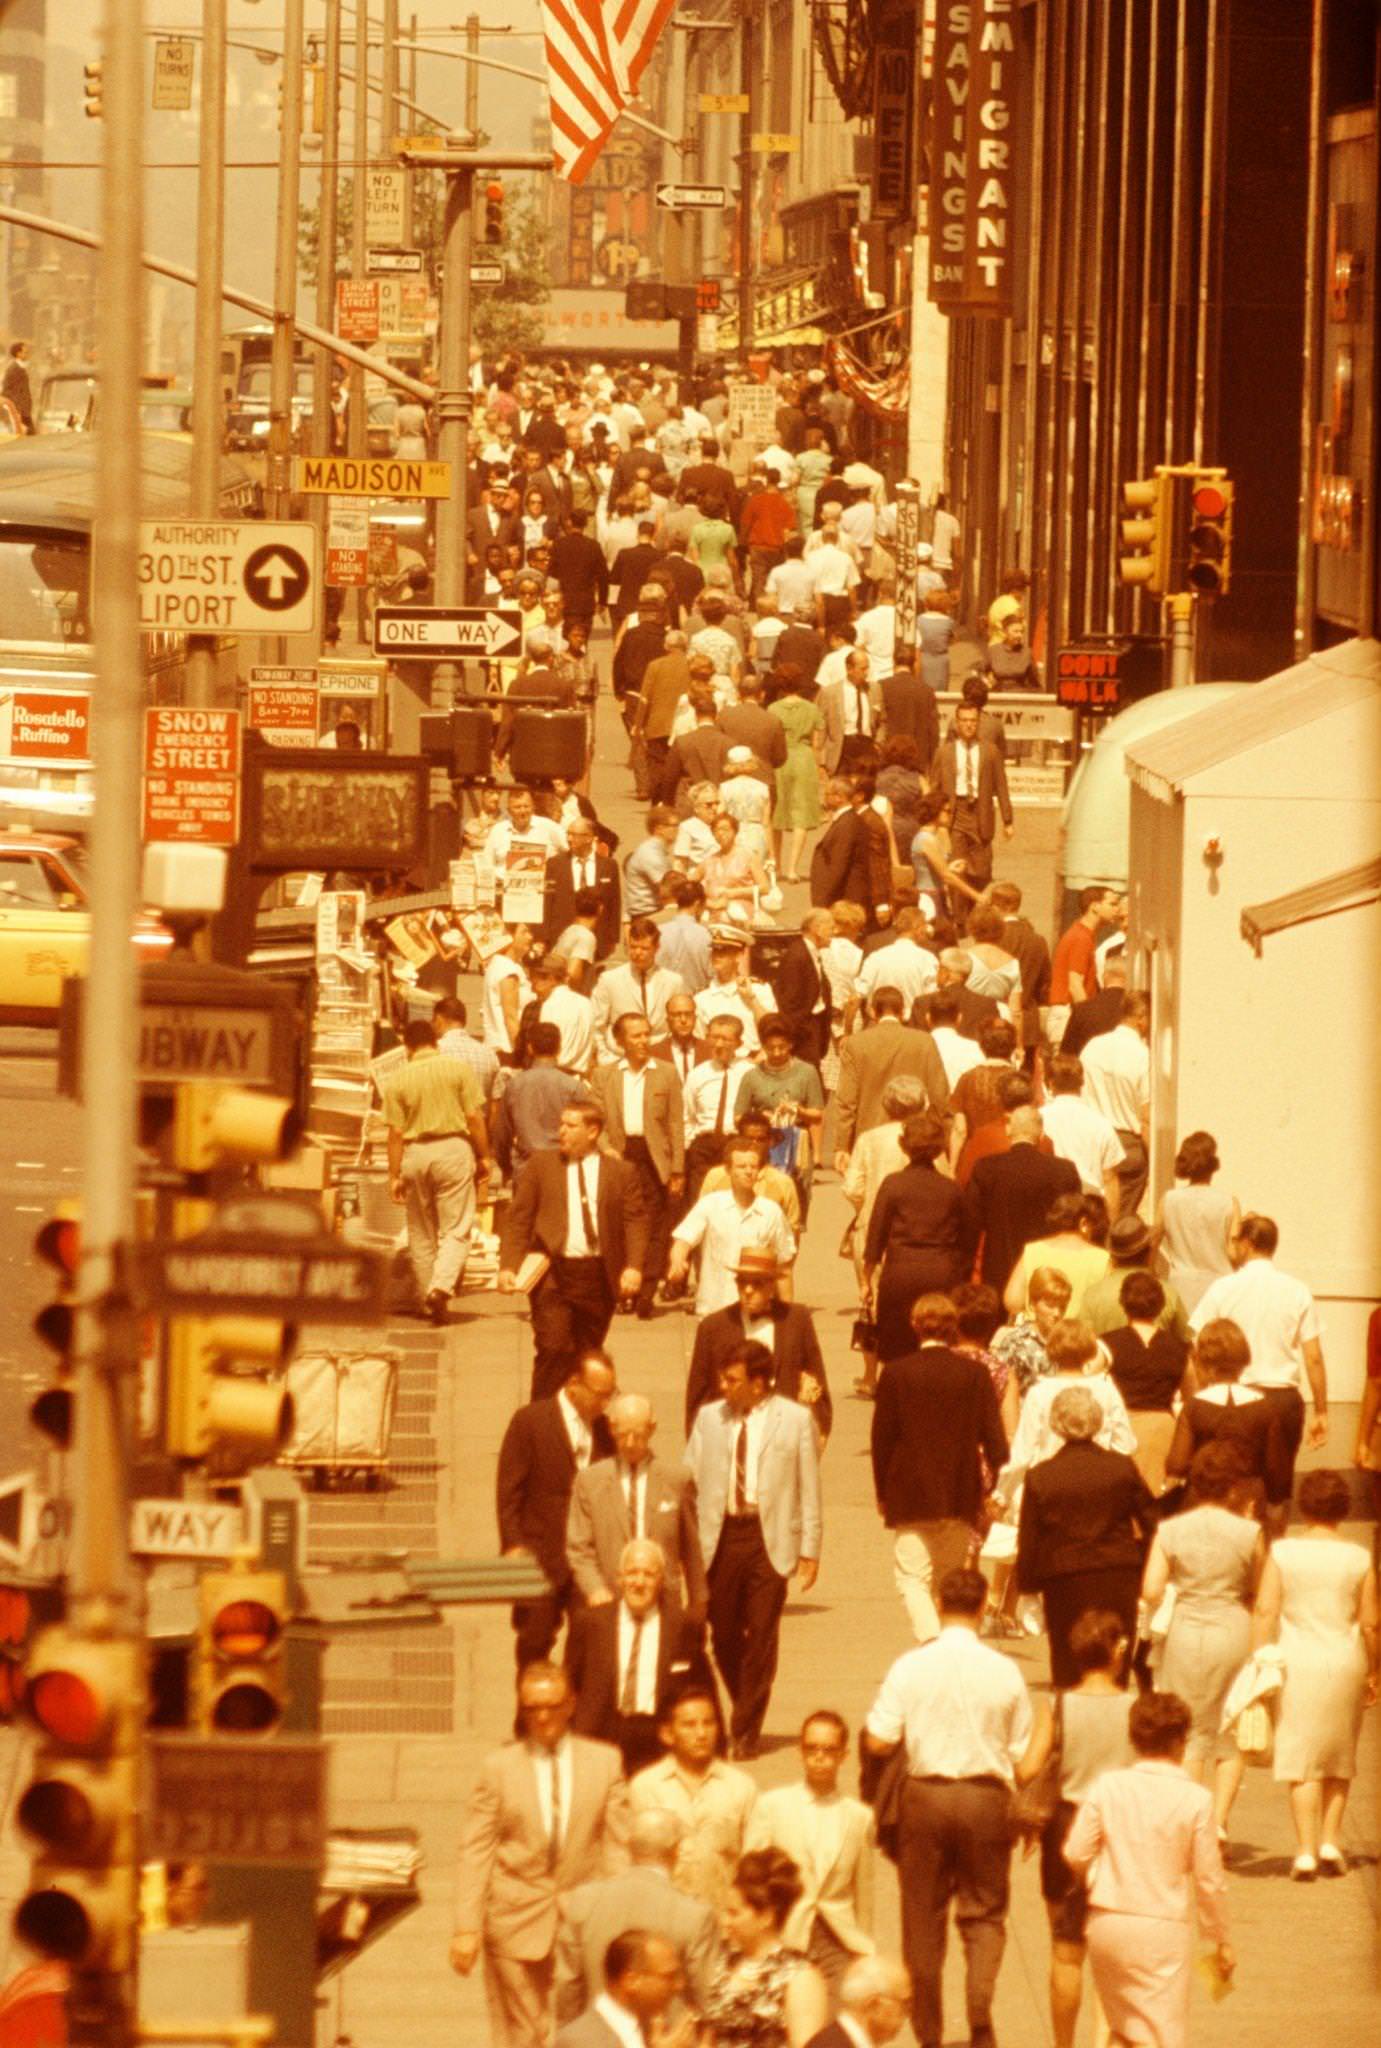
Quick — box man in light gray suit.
[555,1928,694,2048]
[554,1808,719,2023]
[684,1338,823,1759]
[567,1393,708,1616]
[818,646,887,774]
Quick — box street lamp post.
[311,0,342,659]
[268,0,305,524]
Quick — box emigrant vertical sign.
[929,0,1016,314]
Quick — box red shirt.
[1049,921,1097,1005]
[739,489,796,548]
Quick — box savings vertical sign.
[929,0,1016,314]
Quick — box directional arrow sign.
[138,520,318,634]
[655,183,728,211]
[373,605,523,658]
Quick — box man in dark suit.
[554,1929,689,2048]
[549,510,610,629]
[870,1293,1009,1643]
[496,1353,616,1667]
[591,1013,684,1316]
[987,880,1050,1064]
[1061,955,1128,1055]
[660,683,729,805]
[833,990,950,1156]
[679,438,740,521]
[610,521,664,625]
[922,951,1001,1041]
[650,993,707,1090]
[566,1540,716,1774]
[567,1391,707,1612]
[611,593,667,711]
[499,1100,651,1399]
[1015,1382,1156,1685]
[965,1106,1081,1291]
[930,700,1013,887]
[685,1247,831,1438]
[771,908,834,1068]
[809,777,871,910]
[545,815,622,960]
[803,1956,913,2048]
[774,614,827,684]
[879,665,939,766]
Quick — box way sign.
[469,258,505,284]
[655,183,728,211]
[367,246,423,274]
[293,455,452,500]
[148,1736,326,1868]
[137,520,318,634]
[373,605,522,657]
[132,1498,245,1560]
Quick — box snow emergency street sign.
[373,605,522,657]
[137,521,318,634]
[142,707,241,845]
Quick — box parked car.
[0,832,172,1025]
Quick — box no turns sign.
[137,520,319,634]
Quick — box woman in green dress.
[689,495,740,587]
[794,425,834,532]
[770,673,823,882]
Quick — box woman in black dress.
[1165,1316,1290,1516]
[863,1110,974,1362]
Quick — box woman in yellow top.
[1004,1191,1111,1318]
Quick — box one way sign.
[373,605,523,658]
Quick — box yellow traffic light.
[14,1631,141,1970]
[171,1083,299,1174]
[196,1566,288,1735]
[83,62,104,119]
[31,1204,80,1449]
[164,1315,294,1464]
[1187,475,1233,596]
[1118,474,1172,597]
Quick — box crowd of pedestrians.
[368,351,1381,2048]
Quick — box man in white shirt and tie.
[566,1540,713,1776]
[681,1015,756,1201]
[567,1393,707,1614]
[932,701,1013,888]
[589,921,689,1062]
[863,1568,1042,2048]
[822,646,886,776]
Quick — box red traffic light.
[33,1209,80,1280]
[28,1670,107,1748]
[485,179,503,203]
[209,1599,282,1661]
[1191,482,1228,520]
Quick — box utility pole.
[311,0,342,660]
[349,0,370,464]
[736,0,755,362]
[381,0,399,157]
[76,0,145,2032]
[466,14,481,230]
[268,0,305,521]
[186,0,226,708]
[430,161,474,714]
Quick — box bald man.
[565,1541,717,1773]
[553,1807,721,2023]
[566,1392,708,1617]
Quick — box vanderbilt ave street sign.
[134,1232,386,1322]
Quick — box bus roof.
[0,431,258,529]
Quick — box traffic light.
[196,1565,288,1734]
[1118,474,1172,597]
[1186,475,1233,596]
[164,1314,294,1464]
[170,1082,299,1175]
[625,279,667,321]
[31,1205,80,1450]
[483,180,504,245]
[14,1629,140,1969]
[83,62,103,119]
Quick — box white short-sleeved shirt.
[1080,1024,1150,1133]
[672,1189,795,1317]
[1190,1259,1322,1392]
[854,604,896,681]
[931,1025,985,1091]
[540,985,594,1072]
[694,979,774,1057]
[674,815,719,867]
[488,816,568,863]
[857,939,938,1013]
[1041,1094,1126,1193]
[866,1626,1034,1784]
[806,544,861,598]
[482,953,532,1052]
[550,922,598,975]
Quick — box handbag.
[1234,1698,1274,1764]
[1010,1693,1063,1836]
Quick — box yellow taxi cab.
[0,832,172,1026]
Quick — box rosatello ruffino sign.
[929,0,1016,314]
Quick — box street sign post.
[152,38,195,110]
[142,706,241,846]
[326,499,370,586]
[131,1497,245,1560]
[654,183,728,211]
[468,258,505,285]
[293,455,452,499]
[373,605,522,658]
[147,1736,326,1867]
[137,520,318,634]
[364,165,407,245]
[366,246,423,275]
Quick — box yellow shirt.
[629,1757,757,1907]
[381,1047,482,1139]
[700,1163,802,1235]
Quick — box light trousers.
[400,1135,475,1302]
[893,1518,974,1643]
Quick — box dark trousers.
[707,1515,787,1745]
[1113,1128,1149,1218]
[511,1579,574,1670]
[949,798,994,887]
[529,1255,614,1400]
[1042,1565,1142,1688]
[1261,1384,1306,1510]
[897,1775,1013,2048]
[685,1130,727,1206]
[623,1136,671,1302]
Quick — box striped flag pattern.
[540,0,677,184]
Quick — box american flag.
[540,0,677,184]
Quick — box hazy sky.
[38,0,550,346]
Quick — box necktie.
[714,1069,730,1135]
[620,1616,645,1715]
[577,1160,599,1253]
[625,1466,641,1538]
[733,1419,748,1513]
[855,680,871,736]
[547,1752,562,1869]
[636,972,649,1016]
[967,743,977,797]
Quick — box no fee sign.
[137,521,318,633]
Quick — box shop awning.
[1240,857,1381,955]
